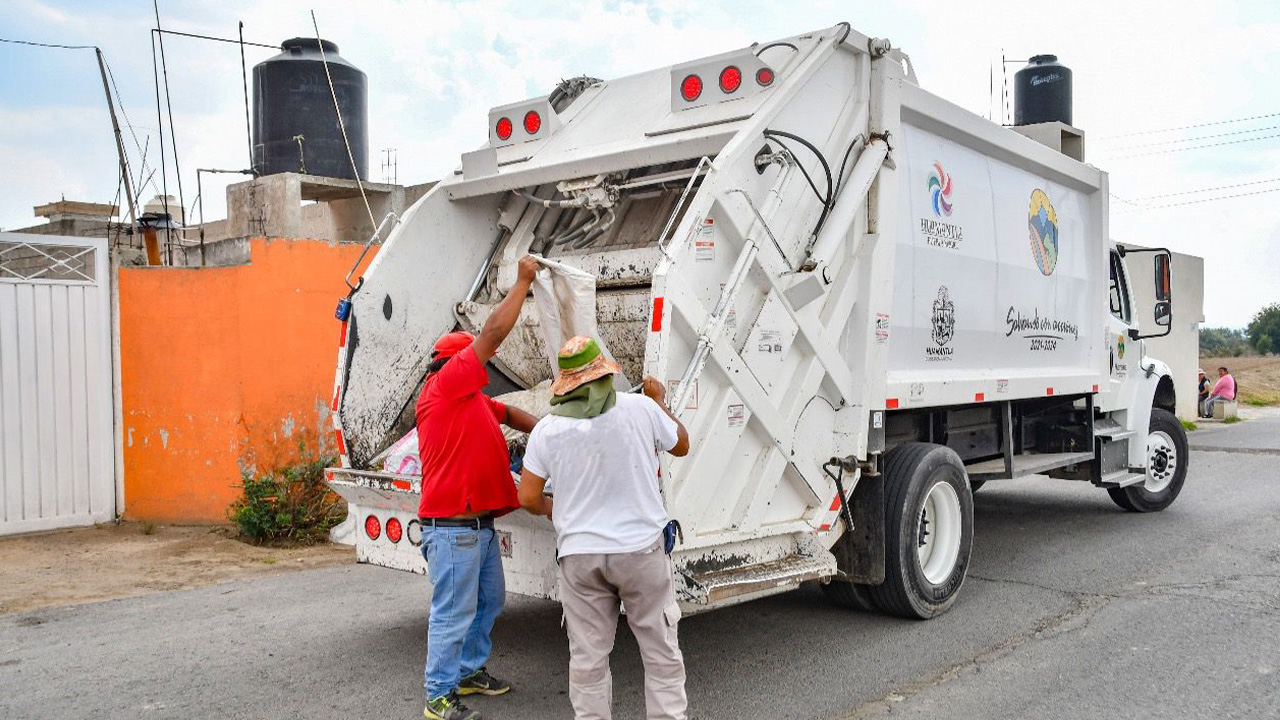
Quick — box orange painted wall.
[118,237,372,523]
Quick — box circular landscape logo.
[1117,333,1126,359]
[1028,189,1059,276]
[928,162,953,217]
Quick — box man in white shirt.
[518,335,690,720]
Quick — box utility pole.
[95,47,138,235]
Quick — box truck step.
[966,451,1095,482]
[683,552,837,605]
[1100,470,1147,488]
[325,468,421,514]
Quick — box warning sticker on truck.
[875,313,890,344]
[727,403,746,427]
[695,218,716,262]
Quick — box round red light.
[523,110,541,135]
[719,66,742,94]
[495,117,513,141]
[680,74,702,102]
[386,517,403,544]
[756,68,775,87]
[364,514,381,540]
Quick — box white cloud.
[0,0,1275,325]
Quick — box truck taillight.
[671,49,774,111]
[365,514,381,540]
[495,117,513,141]
[680,74,703,101]
[523,110,541,135]
[489,95,559,147]
[719,66,742,94]
[386,517,403,544]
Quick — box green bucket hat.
[549,335,622,396]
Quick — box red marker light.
[523,110,541,135]
[719,66,742,94]
[680,74,703,101]
[756,68,775,86]
[386,517,403,544]
[365,514,381,540]
[495,117,513,141]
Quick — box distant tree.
[1257,334,1273,356]
[1247,303,1280,354]
[1200,326,1250,356]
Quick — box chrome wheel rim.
[918,481,963,585]
[1145,430,1177,493]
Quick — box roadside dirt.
[0,522,352,616]
[1200,355,1280,406]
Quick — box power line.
[0,37,94,50]
[1117,187,1280,211]
[1125,177,1280,202]
[1105,124,1280,152]
[153,28,277,50]
[1096,111,1280,140]
[1109,133,1280,159]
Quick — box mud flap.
[830,472,885,584]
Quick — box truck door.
[1106,249,1134,392]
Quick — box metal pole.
[95,48,137,234]
[239,21,256,175]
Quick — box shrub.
[229,451,343,545]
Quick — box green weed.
[229,446,342,545]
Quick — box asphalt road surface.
[3,418,1278,719]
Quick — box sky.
[0,0,1277,327]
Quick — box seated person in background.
[1197,369,1211,418]
[1203,366,1236,418]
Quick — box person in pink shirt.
[1203,366,1236,417]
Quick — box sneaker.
[424,692,482,720]
[458,667,512,696]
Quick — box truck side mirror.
[1153,300,1171,327]
[1154,253,1171,302]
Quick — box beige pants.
[558,540,687,720]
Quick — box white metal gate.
[0,233,115,535]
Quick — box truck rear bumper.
[325,468,560,598]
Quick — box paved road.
[3,419,1279,720]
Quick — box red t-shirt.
[415,347,519,519]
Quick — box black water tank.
[1014,55,1072,126]
[252,38,367,179]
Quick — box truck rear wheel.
[872,442,974,619]
[1107,408,1188,513]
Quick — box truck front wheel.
[872,442,974,619]
[1107,408,1189,512]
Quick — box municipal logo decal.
[928,162,954,217]
[1028,189,1059,276]
[927,286,956,362]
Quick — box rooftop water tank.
[1014,55,1072,127]
[252,37,367,180]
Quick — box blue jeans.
[422,525,505,700]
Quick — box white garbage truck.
[325,22,1187,619]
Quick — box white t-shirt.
[522,393,679,556]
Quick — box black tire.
[1107,408,1189,513]
[870,443,974,619]
[820,578,878,612]
[969,479,987,494]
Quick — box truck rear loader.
[326,22,1188,619]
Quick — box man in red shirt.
[419,255,540,720]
